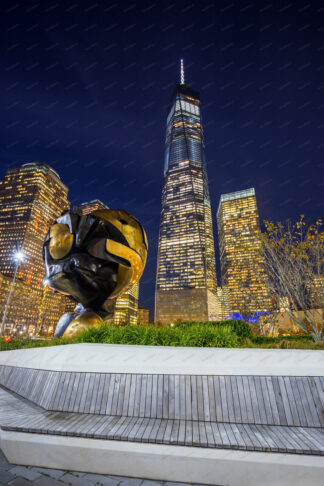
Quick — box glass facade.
[155,82,218,323]
[217,188,270,316]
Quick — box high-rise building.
[217,188,270,317]
[75,199,108,215]
[0,162,70,288]
[0,162,70,335]
[155,62,218,324]
[138,306,150,324]
[114,282,139,326]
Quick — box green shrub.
[173,319,252,338]
[75,322,238,348]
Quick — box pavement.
[0,449,207,486]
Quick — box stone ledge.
[1,430,323,486]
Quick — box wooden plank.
[89,373,101,414]
[155,418,168,443]
[116,374,127,416]
[64,373,77,412]
[141,418,156,443]
[302,377,321,427]
[178,419,186,445]
[283,377,301,426]
[174,375,180,420]
[309,377,324,427]
[145,374,153,418]
[236,376,248,423]
[190,375,198,421]
[248,424,274,452]
[289,376,307,426]
[139,374,147,418]
[196,375,205,421]
[170,419,180,444]
[83,373,96,414]
[73,372,86,413]
[179,375,186,420]
[198,421,208,447]
[242,376,255,424]
[46,372,61,410]
[192,420,200,446]
[271,377,288,426]
[248,376,261,424]
[58,372,73,411]
[168,375,175,419]
[278,376,293,426]
[265,376,280,425]
[127,417,144,441]
[207,376,216,422]
[184,419,193,446]
[162,375,169,419]
[121,374,132,416]
[39,371,56,409]
[150,375,158,418]
[255,424,279,452]
[94,373,106,415]
[295,377,315,427]
[162,419,174,444]
[235,423,256,450]
[52,372,67,411]
[230,376,242,424]
[213,376,223,422]
[133,375,142,417]
[224,422,241,448]
[118,417,139,441]
[202,376,210,421]
[210,422,223,448]
[111,375,121,416]
[148,418,162,443]
[224,376,235,423]
[105,373,117,415]
[156,375,163,419]
[205,421,215,447]
[185,375,191,420]
[219,376,229,422]
[217,422,231,448]
[252,376,266,425]
[113,417,134,440]
[229,423,247,450]
[127,374,137,417]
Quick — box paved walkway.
[0,449,206,486]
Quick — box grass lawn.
[1,320,323,351]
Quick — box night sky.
[1,1,323,317]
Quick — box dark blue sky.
[1,1,323,316]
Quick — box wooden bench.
[0,364,323,456]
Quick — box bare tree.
[259,217,324,342]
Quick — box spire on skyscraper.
[180,59,185,84]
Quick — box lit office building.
[0,162,70,335]
[217,188,270,317]
[114,282,139,325]
[0,162,70,288]
[138,306,150,324]
[75,199,108,215]
[155,62,218,324]
[0,273,67,337]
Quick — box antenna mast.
[180,59,185,84]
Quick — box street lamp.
[0,250,25,336]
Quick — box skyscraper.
[0,162,70,287]
[155,62,218,324]
[0,162,70,335]
[217,188,270,317]
[75,199,108,215]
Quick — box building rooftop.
[217,188,255,216]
